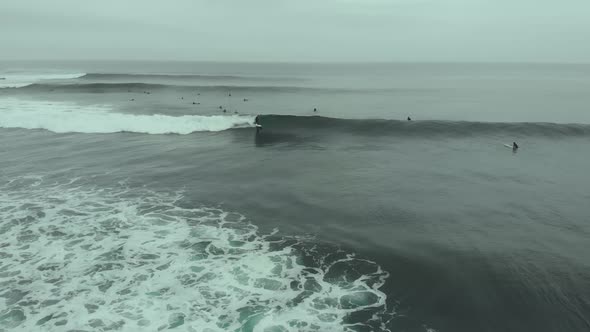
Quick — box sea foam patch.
[0,175,392,331]
[0,98,253,134]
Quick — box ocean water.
[0,61,589,332]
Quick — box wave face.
[80,73,281,81]
[18,82,367,94]
[23,82,176,92]
[0,175,391,331]
[2,97,588,137]
[0,73,85,88]
[256,115,590,138]
[0,98,253,134]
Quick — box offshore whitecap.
[0,175,392,331]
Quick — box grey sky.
[1,0,589,62]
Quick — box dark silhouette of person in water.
[407,116,412,121]
[313,108,317,112]
[513,142,519,150]
[254,115,261,133]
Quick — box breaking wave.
[255,115,590,137]
[0,73,85,88]
[0,98,253,134]
[3,97,586,138]
[16,83,375,94]
[80,73,283,81]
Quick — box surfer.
[513,142,519,150]
[407,116,412,121]
[254,115,261,133]
[313,108,317,112]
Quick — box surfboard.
[255,124,262,128]
[504,144,513,148]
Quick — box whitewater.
[0,175,391,331]
[0,98,254,134]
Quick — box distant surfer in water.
[407,116,412,121]
[513,142,519,150]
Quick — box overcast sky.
[1,0,589,62]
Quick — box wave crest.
[18,82,353,94]
[0,73,86,88]
[0,98,253,134]
[80,73,273,81]
[256,115,590,137]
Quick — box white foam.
[0,175,392,331]
[0,98,254,134]
[0,73,85,88]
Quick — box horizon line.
[1,59,589,66]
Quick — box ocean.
[0,61,589,332]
